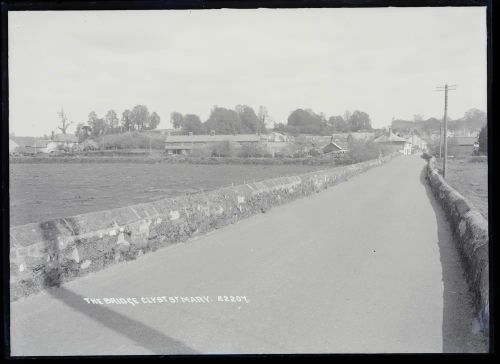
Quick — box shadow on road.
[34,220,198,354]
[419,167,487,353]
[46,286,199,355]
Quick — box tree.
[88,111,98,125]
[75,122,91,142]
[181,114,205,134]
[130,105,150,131]
[105,110,120,129]
[287,108,326,134]
[205,107,244,134]
[57,109,73,134]
[148,112,161,130]
[273,123,287,133]
[463,108,487,130]
[478,125,487,155]
[343,111,352,124]
[121,109,133,131]
[170,112,184,129]
[89,118,107,137]
[87,111,107,137]
[349,110,372,132]
[329,115,350,132]
[211,140,237,157]
[235,105,262,133]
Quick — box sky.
[9,7,487,137]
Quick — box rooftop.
[165,134,262,143]
[374,131,408,143]
[11,137,51,148]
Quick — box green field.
[442,157,488,220]
[10,162,328,226]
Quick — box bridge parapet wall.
[426,157,489,334]
[10,154,399,301]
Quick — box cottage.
[405,134,428,153]
[47,134,80,152]
[164,133,262,155]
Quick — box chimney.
[51,131,55,141]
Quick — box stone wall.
[426,157,489,333]
[10,154,398,301]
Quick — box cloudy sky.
[9,7,486,137]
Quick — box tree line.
[170,105,269,135]
[171,106,372,136]
[70,105,160,141]
[274,109,372,136]
[391,108,486,135]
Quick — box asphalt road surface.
[10,155,488,355]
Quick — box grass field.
[10,163,328,226]
[441,157,488,220]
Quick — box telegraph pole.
[436,84,456,178]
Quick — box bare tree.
[57,109,73,135]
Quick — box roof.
[11,136,35,147]
[11,137,51,148]
[449,136,477,146]
[349,132,375,141]
[374,132,408,143]
[165,134,262,143]
[53,134,79,143]
[322,142,345,153]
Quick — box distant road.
[10,155,487,355]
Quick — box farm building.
[264,132,291,142]
[263,132,293,156]
[374,129,412,155]
[10,137,52,153]
[447,136,478,157]
[164,133,263,155]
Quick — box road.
[10,155,488,355]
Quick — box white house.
[47,134,80,152]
